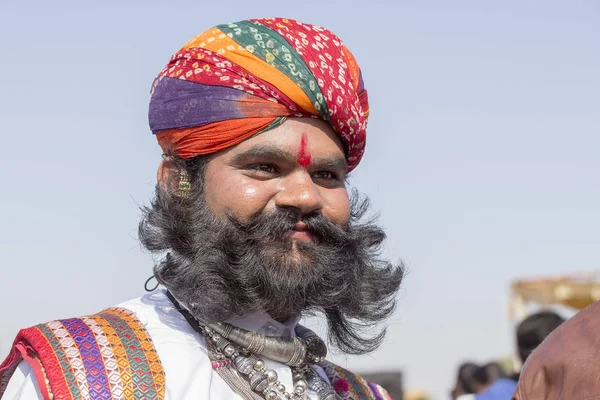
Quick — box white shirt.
[3,290,329,399]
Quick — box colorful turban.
[149,18,369,171]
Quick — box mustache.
[229,207,350,245]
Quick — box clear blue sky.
[1,1,598,398]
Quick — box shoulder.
[1,291,174,400]
[476,379,516,400]
[116,289,205,346]
[515,300,600,400]
[320,360,392,400]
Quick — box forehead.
[227,118,346,157]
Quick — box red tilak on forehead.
[297,133,312,168]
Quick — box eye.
[312,171,339,181]
[248,163,278,174]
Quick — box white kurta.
[3,290,329,399]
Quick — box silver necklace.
[203,324,341,400]
[166,291,341,400]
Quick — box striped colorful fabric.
[321,361,393,400]
[0,308,165,400]
[149,17,369,172]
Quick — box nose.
[275,171,324,216]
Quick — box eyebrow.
[312,155,348,174]
[230,145,294,165]
[230,145,348,173]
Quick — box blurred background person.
[470,311,565,399]
[472,362,515,400]
[451,362,479,400]
[513,304,597,399]
[514,310,565,380]
[481,362,508,383]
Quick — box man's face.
[144,119,403,350]
[203,118,351,241]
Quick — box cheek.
[322,189,351,226]
[204,167,274,220]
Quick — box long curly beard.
[139,158,404,354]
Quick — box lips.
[287,222,315,240]
[294,221,309,231]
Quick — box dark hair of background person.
[517,311,566,364]
[471,361,509,392]
[510,310,566,381]
[450,362,479,399]
[483,362,508,382]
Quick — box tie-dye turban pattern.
[149,17,369,171]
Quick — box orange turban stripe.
[156,117,286,158]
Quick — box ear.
[157,156,182,193]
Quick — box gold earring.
[178,169,191,195]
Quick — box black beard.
[139,158,404,355]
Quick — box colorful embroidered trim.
[320,361,392,400]
[367,381,393,400]
[0,307,165,400]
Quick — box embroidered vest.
[0,308,391,400]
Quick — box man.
[452,362,513,400]
[472,363,514,400]
[0,17,403,399]
[468,312,564,400]
[451,362,478,400]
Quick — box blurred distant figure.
[515,310,565,378]
[451,311,566,400]
[472,363,515,400]
[450,362,479,400]
[513,307,588,399]
[481,362,508,383]
[477,311,565,399]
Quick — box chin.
[268,246,311,270]
[289,241,306,263]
